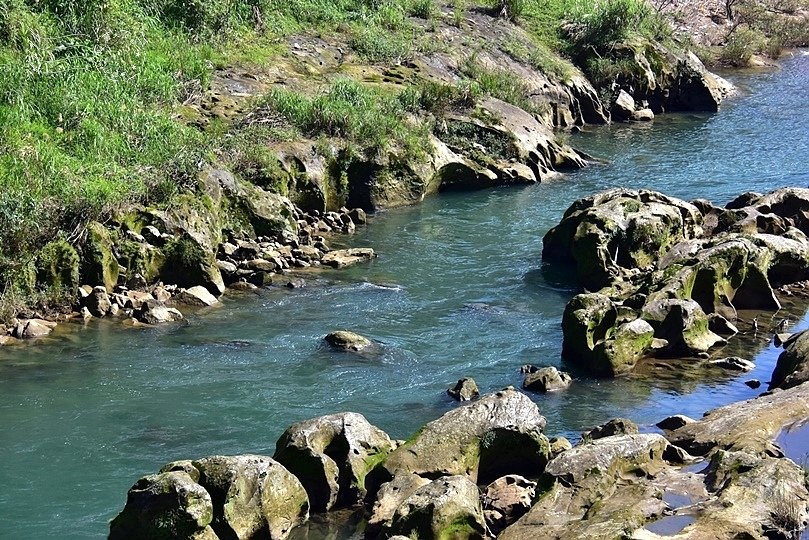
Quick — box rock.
[367,473,432,536]
[561,293,654,376]
[123,290,154,310]
[273,412,394,512]
[82,221,119,291]
[81,285,112,317]
[641,298,725,355]
[182,455,309,540]
[708,356,755,372]
[585,417,639,440]
[320,248,376,268]
[217,260,238,275]
[323,330,373,352]
[548,436,572,458]
[707,313,738,335]
[542,188,703,290]
[370,388,549,489]
[522,366,572,392]
[656,415,695,431]
[135,299,184,325]
[667,381,809,456]
[482,475,536,535]
[447,377,480,401]
[172,286,219,307]
[770,329,809,390]
[12,318,56,339]
[631,108,654,121]
[230,281,257,291]
[35,239,80,296]
[610,89,635,121]
[499,434,669,540]
[383,475,486,540]
[109,471,216,540]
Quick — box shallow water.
[1,53,808,539]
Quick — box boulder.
[770,329,809,390]
[12,318,56,339]
[367,473,432,536]
[482,475,536,535]
[542,188,703,290]
[172,286,220,307]
[383,475,486,540]
[447,377,480,401]
[320,248,376,268]
[179,455,309,540]
[610,89,635,121]
[522,366,572,392]
[135,299,184,325]
[584,417,639,440]
[109,471,216,540]
[640,298,725,356]
[370,388,549,489]
[81,285,113,317]
[273,412,395,512]
[498,434,669,540]
[35,239,80,296]
[323,330,373,352]
[667,381,809,456]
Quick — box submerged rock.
[323,330,373,352]
[447,377,480,401]
[522,365,572,392]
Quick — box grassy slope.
[0,0,805,321]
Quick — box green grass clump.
[262,78,430,161]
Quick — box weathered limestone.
[370,388,549,489]
[382,475,487,540]
[482,475,537,535]
[273,412,395,512]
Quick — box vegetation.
[720,0,809,66]
[0,0,806,321]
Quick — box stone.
[172,286,219,307]
[482,475,536,535]
[770,329,809,390]
[109,471,216,540]
[35,239,80,296]
[631,108,655,121]
[522,366,572,392]
[323,330,373,352]
[384,475,486,540]
[135,299,184,325]
[370,388,549,490]
[81,285,112,317]
[656,415,695,431]
[12,318,56,339]
[708,356,755,372]
[320,248,376,268]
[548,436,572,458]
[183,455,309,540]
[123,290,154,310]
[273,412,394,512]
[447,377,480,401]
[641,298,725,355]
[367,473,432,537]
[610,89,635,121]
[584,417,639,440]
[82,221,119,291]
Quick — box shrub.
[721,26,763,66]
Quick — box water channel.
[1,52,808,539]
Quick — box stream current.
[1,52,808,539]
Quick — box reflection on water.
[0,54,808,539]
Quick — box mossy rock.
[35,239,80,295]
[118,240,166,284]
[160,235,224,295]
[82,221,119,291]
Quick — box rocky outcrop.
[111,455,308,540]
[273,412,395,512]
[369,387,549,490]
[545,187,809,376]
[521,365,572,393]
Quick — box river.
[1,52,808,539]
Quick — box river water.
[1,52,808,539]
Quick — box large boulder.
[382,475,487,540]
[135,299,184,325]
[175,455,309,540]
[640,298,725,356]
[543,189,703,290]
[770,330,809,390]
[561,293,654,376]
[499,434,670,540]
[109,471,217,540]
[273,412,395,512]
[370,388,550,490]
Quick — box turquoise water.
[1,52,808,539]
